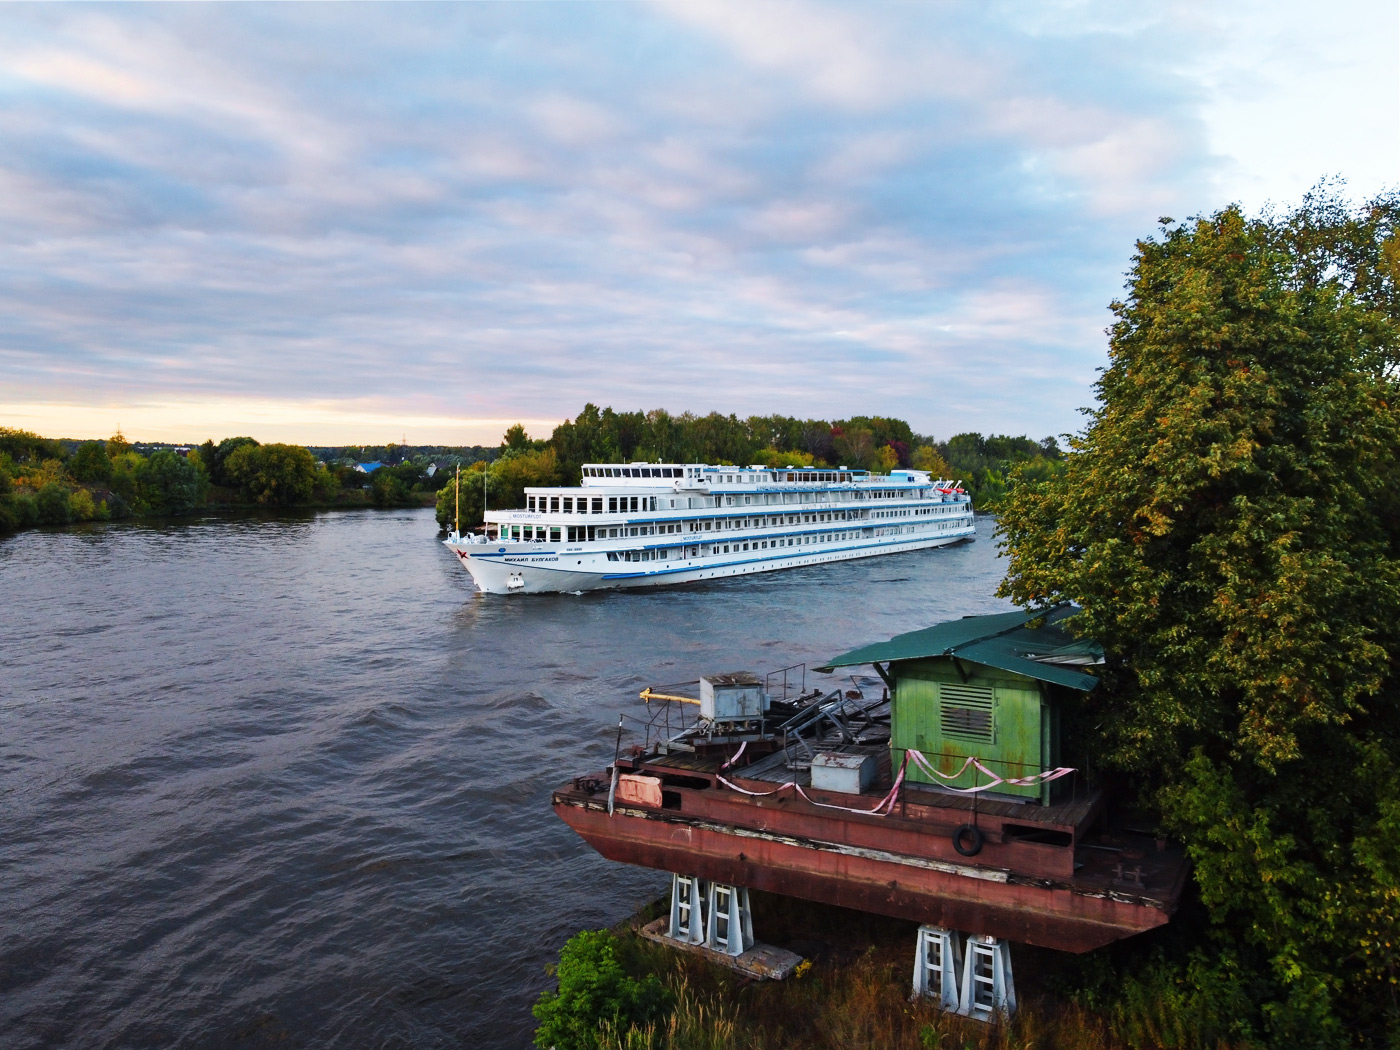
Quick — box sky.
[0,1,1396,447]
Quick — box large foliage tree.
[997,193,1400,1046]
[137,449,205,515]
[68,440,111,483]
[223,442,317,505]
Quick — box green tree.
[502,423,548,452]
[223,443,317,505]
[69,441,111,483]
[996,194,1400,1045]
[0,427,65,465]
[911,444,951,477]
[492,447,559,511]
[210,436,260,488]
[832,426,875,470]
[108,452,145,514]
[311,464,339,503]
[434,460,497,530]
[138,450,205,515]
[370,468,411,508]
[35,481,71,525]
[755,447,815,468]
[532,930,670,1050]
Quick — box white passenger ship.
[444,463,974,594]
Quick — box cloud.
[0,2,1389,446]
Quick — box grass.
[582,891,1244,1050]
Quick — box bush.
[10,493,38,527]
[109,453,144,512]
[312,465,340,503]
[533,930,672,1050]
[371,470,411,508]
[36,482,72,525]
[68,488,96,521]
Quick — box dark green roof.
[817,604,1100,691]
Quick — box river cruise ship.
[444,462,974,594]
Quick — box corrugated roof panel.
[816,604,1099,691]
[951,640,1099,691]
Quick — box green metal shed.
[818,605,1100,804]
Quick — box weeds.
[540,892,1254,1050]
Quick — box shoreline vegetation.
[0,417,1063,539]
[534,892,1227,1050]
[431,409,1063,533]
[0,429,494,536]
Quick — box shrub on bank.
[533,930,672,1050]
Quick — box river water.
[0,507,1009,1049]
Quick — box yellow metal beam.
[639,687,700,705]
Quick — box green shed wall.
[890,657,1053,802]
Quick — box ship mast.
[454,465,460,539]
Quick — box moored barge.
[552,606,1189,1012]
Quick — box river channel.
[0,507,1010,1049]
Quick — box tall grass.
[578,891,1251,1050]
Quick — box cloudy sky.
[1,1,1395,446]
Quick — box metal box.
[699,672,766,721]
[810,751,877,794]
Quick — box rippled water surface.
[0,508,1008,1049]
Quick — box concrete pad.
[637,917,804,980]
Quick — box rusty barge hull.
[554,787,1184,954]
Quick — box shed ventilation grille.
[939,683,994,742]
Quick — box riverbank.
[550,891,1224,1050]
[0,427,442,538]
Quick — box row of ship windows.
[704,471,855,484]
[583,466,684,478]
[503,516,968,543]
[529,495,642,513]
[602,524,947,561]
[520,500,962,528]
[578,467,858,484]
[526,488,930,514]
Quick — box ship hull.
[554,794,1180,954]
[446,530,972,594]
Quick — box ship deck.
[637,743,1104,828]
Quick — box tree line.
[0,432,478,535]
[998,190,1400,1046]
[0,416,1061,538]
[435,409,1062,529]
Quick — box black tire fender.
[952,823,984,857]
